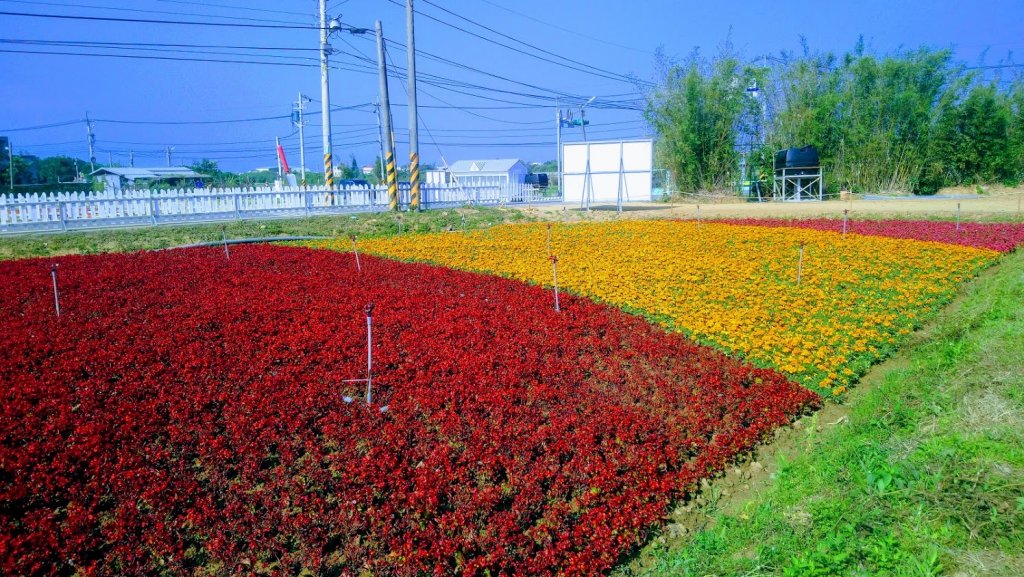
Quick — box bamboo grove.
[645,38,1024,194]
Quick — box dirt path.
[522,190,1024,223]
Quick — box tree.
[646,48,757,192]
[189,159,221,177]
[37,156,85,184]
[530,160,558,174]
[923,82,1014,192]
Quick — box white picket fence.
[0,181,561,233]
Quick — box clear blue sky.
[1,0,1021,172]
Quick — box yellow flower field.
[313,221,998,394]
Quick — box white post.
[365,303,374,404]
[843,209,848,238]
[51,264,60,317]
[351,235,361,272]
[551,255,561,312]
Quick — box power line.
[474,0,654,56]
[384,0,650,87]
[419,0,649,85]
[0,47,320,68]
[0,0,311,26]
[0,38,322,53]
[0,10,316,30]
[154,0,312,18]
[0,119,82,132]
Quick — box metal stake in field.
[397,215,403,236]
[545,222,552,255]
[50,264,61,317]
[797,243,805,285]
[696,204,701,227]
[842,209,849,238]
[364,303,374,404]
[221,225,230,260]
[350,235,362,272]
[550,254,561,312]
[956,202,961,233]
[461,214,467,235]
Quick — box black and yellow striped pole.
[324,150,334,204]
[386,150,398,211]
[406,0,421,211]
[409,152,420,211]
[376,20,400,212]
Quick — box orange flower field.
[315,221,999,395]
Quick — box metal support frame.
[772,166,823,202]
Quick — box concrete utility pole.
[375,100,386,183]
[295,92,310,185]
[85,113,96,173]
[129,149,134,168]
[319,0,334,190]
[556,100,562,197]
[406,0,420,211]
[165,146,173,167]
[7,138,13,192]
[376,20,398,211]
[107,151,112,167]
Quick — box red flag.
[277,144,291,175]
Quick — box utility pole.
[129,149,134,168]
[556,101,562,197]
[107,151,112,167]
[376,20,398,211]
[166,146,173,167]
[406,0,420,211]
[319,0,335,190]
[295,93,310,185]
[85,113,96,174]
[375,100,386,184]
[7,138,13,192]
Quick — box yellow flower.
[311,221,998,394]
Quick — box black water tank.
[775,146,819,170]
[787,145,819,168]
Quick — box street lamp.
[319,2,369,191]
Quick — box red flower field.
[0,245,817,576]
[720,217,1024,252]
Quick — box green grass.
[0,205,532,260]
[618,250,1024,576]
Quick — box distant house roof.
[448,159,526,174]
[89,167,203,179]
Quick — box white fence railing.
[0,181,562,233]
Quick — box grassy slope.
[0,206,530,260]
[620,250,1024,576]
